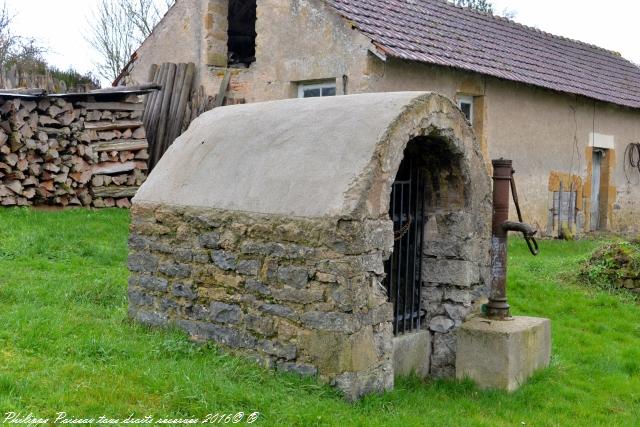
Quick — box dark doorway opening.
[228,0,257,66]
[385,137,466,336]
[590,148,611,231]
[384,142,427,335]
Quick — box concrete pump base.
[455,316,551,391]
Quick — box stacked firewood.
[0,92,149,208]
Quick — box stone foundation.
[128,202,396,400]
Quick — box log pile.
[186,84,216,127]
[0,91,151,208]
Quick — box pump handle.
[509,172,540,256]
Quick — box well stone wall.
[422,211,490,378]
[128,202,396,400]
[127,92,493,399]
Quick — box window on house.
[457,95,474,122]
[228,0,256,67]
[298,81,337,98]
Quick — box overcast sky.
[5,0,640,86]
[491,0,640,64]
[6,0,103,76]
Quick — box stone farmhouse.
[123,0,640,235]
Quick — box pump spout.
[502,221,540,255]
[502,221,536,236]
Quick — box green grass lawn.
[0,207,638,426]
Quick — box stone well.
[127,92,492,400]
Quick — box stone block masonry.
[0,90,150,208]
[128,203,396,401]
[421,214,490,378]
[127,92,494,399]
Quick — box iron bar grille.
[384,157,426,335]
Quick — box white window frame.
[297,81,337,98]
[457,95,474,123]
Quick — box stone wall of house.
[128,0,203,86]
[129,0,640,235]
[128,202,396,400]
[129,0,374,104]
[366,58,640,235]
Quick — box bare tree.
[0,2,47,71]
[10,38,47,71]
[452,0,517,19]
[87,0,174,82]
[0,3,13,68]
[122,0,173,44]
[0,1,95,91]
[453,0,494,14]
[87,0,136,81]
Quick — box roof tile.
[326,0,640,108]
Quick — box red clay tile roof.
[326,0,640,109]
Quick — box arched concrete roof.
[135,92,486,218]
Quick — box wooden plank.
[91,139,149,152]
[150,63,176,170]
[77,102,144,111]
[146,63,168,168]
[214,69,231,108]
[166,63,186,148]
[89,83,161,93]
[0,88,45,96]
[38,127,72,136]
[142,64,159,125]
[173,62,195,141]
[84,120,143,131]
[91,161,146,175]
[92,186,139,198]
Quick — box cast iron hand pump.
[486,159,539,320]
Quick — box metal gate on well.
[384,155,426,335]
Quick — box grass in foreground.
[0,207,638,426]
